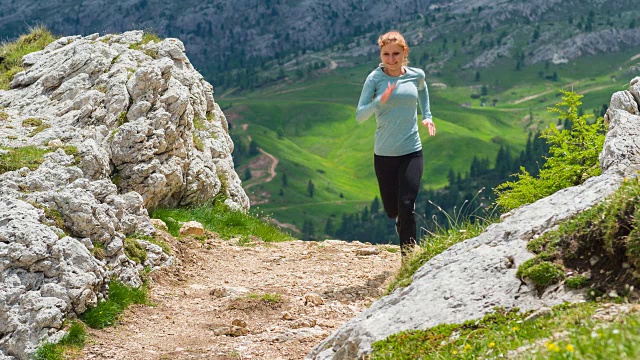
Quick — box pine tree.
[325,217,335,236]
[371,196,380,214]
[249,140,259,155]
[308,179,315,197]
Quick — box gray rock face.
[0,150,158,359]
[0,30,248,211]
[0,196,105,360]
[529,29,640,66]
[0,31,247,359]
[308,77,640,359]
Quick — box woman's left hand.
[422,119,436,136]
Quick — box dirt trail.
[81,233,400,360]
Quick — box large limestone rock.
[308,77,640,359]
[0,30,248,211]
[0,30,247,359]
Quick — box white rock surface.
[308,77,640,359]
[0,30,247,359]
[0,30,248,211]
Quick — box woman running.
[356,30,436,256]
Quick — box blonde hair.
[378,30,410,66]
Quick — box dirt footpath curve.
[81,232,401,360]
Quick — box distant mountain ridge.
[1,0,639,89]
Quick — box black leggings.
[374,150,423,254]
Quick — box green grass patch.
[91,241,106,260]
[43,207,66,232]
[21,117,51,137]
[150,199,293,242]
[128,233,171,255]
[0,111,9,121]
[370,301,640,359]
[29,122,51,137]
[22,117,43,127]
[245,292,284,303]
[260,293,284,303]
[124,237,147,264]
[387,215,496,294]
[193,116,207,130]
[229,291,286,311]
[0,146,50,173]
[372,302,640,359]
[116,111,127,126]
[565,275,588,289]
[81,280,148,329]
[0,26,57,90]
[192,133,204,151]
[129,32,162,58]
[33,321,86,360]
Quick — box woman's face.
[380,43,405,72]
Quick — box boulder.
[179,221,205,237]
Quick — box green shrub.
[565,275,588,289]
[495,90,605,211]
[81,280,148,329]
[516,258,565,289]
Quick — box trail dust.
[81,231,400,359]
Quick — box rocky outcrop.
[0,30,247,359]
[308,77,640,359]
[0,30,248,211]
[529,29,640,66]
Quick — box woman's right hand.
[380,81,397,105]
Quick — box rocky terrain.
[79,233,400,360]
[308,76,640,359]
[0,30,247,359]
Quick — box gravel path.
[81,232,400,360]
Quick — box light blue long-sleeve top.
[356,66,432,156]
